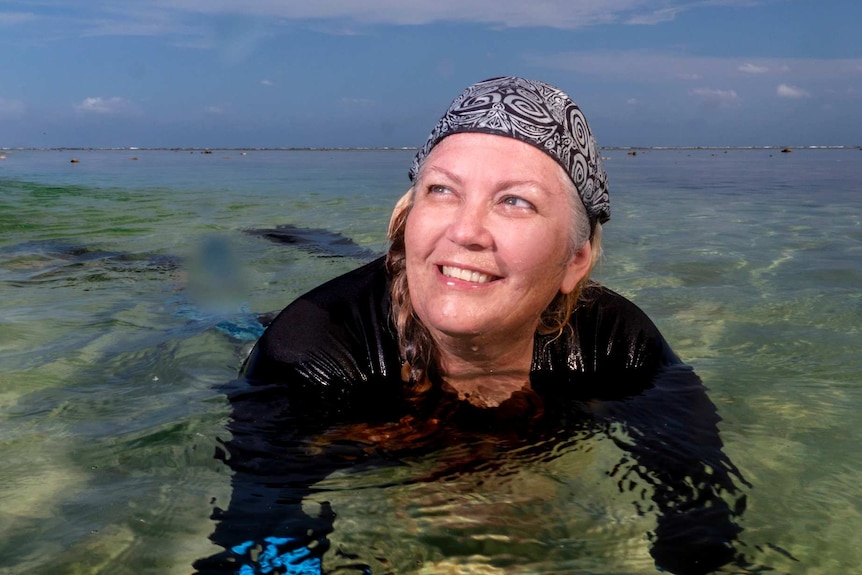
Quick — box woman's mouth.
[440,265,496,284]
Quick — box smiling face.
[404,132,592,350]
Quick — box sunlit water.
[1,148,860,574]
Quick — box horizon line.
[2,145,861,152]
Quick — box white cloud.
[205,105,225,114]
[625,6,684,25]
[528,51,862,87]
[149,0,694,30]
[739,62,768,74]
[627,98,639,105]
[1,2,819,47]
[62,4,206,39]
[690,87,739,107]
[83,18,194,37]
[260,79,273,86]
[776,83,810,99]
[16,0,633,37]
[340,97,375,107]
[0,97,27,118]
[0,12,35,25]
[75,96,137,114]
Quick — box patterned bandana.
[409,76,610,225]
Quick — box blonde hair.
[385,176,603,381]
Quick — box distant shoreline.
[2,145,861,152]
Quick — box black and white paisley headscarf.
[409,76,610,225]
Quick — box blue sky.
[1,0,860,148]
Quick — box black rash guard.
[195,256,749,575]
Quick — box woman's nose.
[446,202,493,249]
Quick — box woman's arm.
[596,363,748,575]
[195,258,404,574]
[542,286,750,574]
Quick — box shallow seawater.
[0,148,860,574]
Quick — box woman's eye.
[428,184,449,195]
[502,195,535,210]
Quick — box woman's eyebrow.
[495,179,546,191]
[418,165,462,184]
[420,166,547,192]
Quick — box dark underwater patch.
[0,239,181,285]
[245,224,379,260]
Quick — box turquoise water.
[1,148,860,573]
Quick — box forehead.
[419,133,568,185]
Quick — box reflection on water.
[313,432,657,574]
[199,357,750,574]
[0,149,860,573]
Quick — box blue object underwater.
[230,536,322,575]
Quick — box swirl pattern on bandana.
[410,76,610,224]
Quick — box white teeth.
[441,265,493,284]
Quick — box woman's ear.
[560,240,592,294]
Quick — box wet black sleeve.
[536,287,749,575]
[194,257,406,574]
[603,364,748,575]
[242,257,402,403]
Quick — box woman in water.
[196,77,749,575]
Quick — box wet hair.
[386,167,602,382]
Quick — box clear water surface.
[0,147,860,574]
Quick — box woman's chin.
[430,320,488,339]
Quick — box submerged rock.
[245,224,379,260]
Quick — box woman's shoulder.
[286,256,389,308]
[587,282,679,364]
[535,282,679,377]
[264,256,388,331]
[242,256,400,386]
[578,283,659,327]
